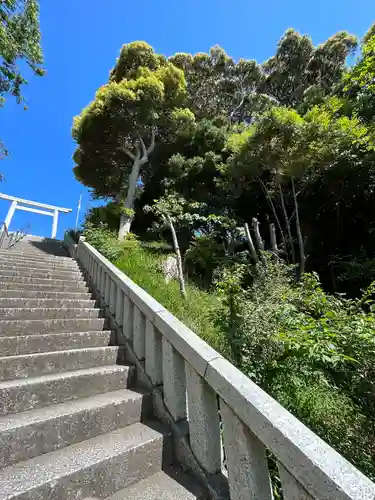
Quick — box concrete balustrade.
[70,234,375,500]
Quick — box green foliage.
[83,223,126,261]
[215,258,375,477]
[0,0,44,107]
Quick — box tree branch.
[122,147,135,161]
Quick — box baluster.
[115,286,124,327]
[186,363,221,473]
[145,320,163,386]
[104,273,111,306]
[122,294,133,342]
[99,265,105,298]
[133,305,145,360]
[162,338,186,420]
[109,279,117,314]
[278,463,314,500]
[220,400,273,500]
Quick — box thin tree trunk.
[278,183,295,264]
[269,223,278,255]
[252,217,264,251]
[292,177,306,278]
[118,157,141,240]
[167,214,186,298]
[258,176,288,260]
[119,130,156,240]
[244,223,259,263]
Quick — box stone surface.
[162,255,179,283]
[205,357,375,500]
[185,363,221,474]
[0,346,120,381]
[0,422,163,500]
[154,309,222,378]
[0,388,149,468]
[0,281,89,292]
[220,399,273,500]
[0,307,101,320]
[0,365,131,416]
[0,331,112,356]
[0,289,91,299]
[162,337,186,421]
[0,317,106,335]
[0,298,96,309]
[106,469,203,499]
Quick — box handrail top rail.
[72,234,375,500]
[0,193,72,213]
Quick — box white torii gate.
[0,193,72,239]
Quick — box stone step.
[0,289,91,299]
[0,250,72,261]
[0,267,82,280]
[0,331,112,356]
[0,298,96,309]
[0,281,89,292]
[0,254,80,270]
[0,422,163,500]
[0,364,131,416]
[0,307,101,320]
[0,346,120,381]
[0,388,149,468]
[0,317,106,336]
[107,470,203,500]
[0,274,86,286]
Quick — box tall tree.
[342,23,375,123]
[262,28,357,111]
[73,41,194,239]
[0,0,44,106]
[170,47,269,123]
[0,0,44,160]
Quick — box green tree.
[262,28,357,111]
[72,41,193,239]
[342,23,375,122]
[0,0,44,106]
[170,47,269,123]
[0,0,44,161]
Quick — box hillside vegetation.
[73,23,375,479]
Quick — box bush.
[215,257,375,478]
[83,223,126,261]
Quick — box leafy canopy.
[0,0,44,107]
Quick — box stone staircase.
[0,238,201,499]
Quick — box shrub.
[83,223,126,261]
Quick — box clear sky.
[1,0,374,238]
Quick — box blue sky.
[1,0,374,238]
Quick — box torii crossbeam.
[0,193,72,239]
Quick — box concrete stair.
[0,237,201,499]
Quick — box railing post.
[122,294,133,342]
[162,337,186,421]
[186,363,221,473]
[220,400,273,500]
[109,278,117,314]
[145,320,163,386]
[278,463,314,500]
[115,285,124,327]
[133,305,145,360]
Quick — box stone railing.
[67,234,375,500]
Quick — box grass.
[114,241,225,352]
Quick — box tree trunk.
[244,223,259,263]
[167,214,186,298]
[269,223,278,256]
[292,177,306,279]
[118,156,142,239]
[278,183,295,264]
[119,130,156,240]
[252,217,264,251]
